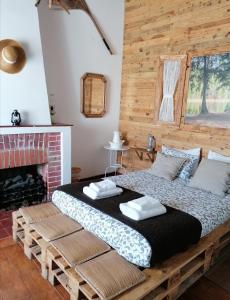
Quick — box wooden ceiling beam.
[35,0,113,55]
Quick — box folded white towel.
[119,203,166,221]
[89,179,116,193]
[128,196,161,211]
[83,186,123,200]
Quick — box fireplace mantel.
[0,124,72,134]
[0,125,72,199]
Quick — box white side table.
[104,145,129,177]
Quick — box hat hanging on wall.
[0,39,26,74]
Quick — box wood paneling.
[120,0,230,170]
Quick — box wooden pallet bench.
[47,246,146,300]
[13,203,81,279]
[12,210,26,243]
[47,246,100,300]
[23,217,83,279]
[24,227,51,278]
[12,210,48,276]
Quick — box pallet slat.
[80,283,98,299]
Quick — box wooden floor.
[0,210,13,240]
[0,237,229,300]
[178,278,230,300]
[0,237,69,300]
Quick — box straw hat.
[0,39,26,74]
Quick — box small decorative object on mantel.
[11,110,21,126]
[146,134,156,152]
[49,104,56,124]
[35,0,113,55]
[0,39,26,74]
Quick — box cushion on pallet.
[30,214,83,242]
[19,202,60,224]
[75,251,146,300]
[51,230,110,267]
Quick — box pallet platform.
[46,220,230,300]
[12,208,230,300]
[115,219,230,300]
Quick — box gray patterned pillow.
[149,152,187,181]
[162,147,199,181]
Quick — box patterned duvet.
[52,170,230,267]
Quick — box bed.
[52,170,230,268]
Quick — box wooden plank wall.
[120,0,230,170]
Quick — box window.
[185,52,230,128]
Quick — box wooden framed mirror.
[81,73,106,118]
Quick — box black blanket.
[57,181,202,266]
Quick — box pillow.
[149,152,187,181]
[208,151,230,194]
[208,150,230,163]
[162,146,200,180]
[188,158,230,197]
[162,145,201,157]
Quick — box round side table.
[104,145,129,177]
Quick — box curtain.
[159,59,181,122]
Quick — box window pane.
[185,52,230,128]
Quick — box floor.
[0,237,69,300]
[0,233,229,300]
[178,277,230,300]
[0,210,13,239]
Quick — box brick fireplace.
[0,125,71,239]
[0,132,61,203]
[0,126,71,206]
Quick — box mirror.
[81,73,106,118]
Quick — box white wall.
[0,0,51,125]
[38,0,124,178]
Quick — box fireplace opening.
[0,165,46,210]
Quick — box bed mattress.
[54,181,202,266]
[52,171,230,267]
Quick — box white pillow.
[208,150,230,163]
[162,145,201,158]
